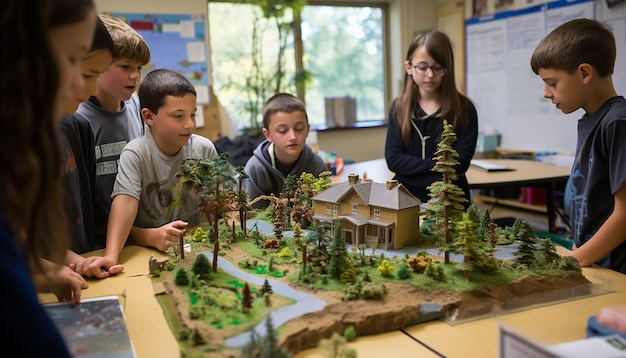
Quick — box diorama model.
[149,122,606,358]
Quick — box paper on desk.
[536,155,574,168]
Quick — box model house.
[311,173,421,250]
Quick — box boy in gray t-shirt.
[77,69,217,278]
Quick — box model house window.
[373,208,380,220]
[208,1,387,128]
[326,203,337,215]
[352,204,358,215]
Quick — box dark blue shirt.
[0,216,71,356]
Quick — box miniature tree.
[260,278,273,295]
[513,221,535,267]
[377,259,395,277]
[397,262,411,280]
[450,212,481,281]
[480,207,494,242]
[235,166,250,235]
[328,221,349,279]
[177,153,240,273]
[424,120,468,263]
[292,223,303,244]
[242,282,253,312]
[339,259,358,283]
[343,325,357,342]
[486,222,499,247]
[260,315,291,358]
[318,332,356,358]
[192,253,212,280]
[189,326,206,346]
[272,193,288,240]
[192,227,208,242]
[174,267,189,286]
[537,238,560,269]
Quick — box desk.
[333,158,571,232]
[39,246,179,358]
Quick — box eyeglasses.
[412,64,447,77]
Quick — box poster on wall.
[465,0,596,153]
[109,12,210,106]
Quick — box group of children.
[3,0,626,352]
[54,14,328,279]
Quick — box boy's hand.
[153,220,189,252]
[34,265,87,305]
[71,255,124,279]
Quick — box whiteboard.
[466,0,626,154]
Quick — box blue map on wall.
[110,12,210,104]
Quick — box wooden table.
[39,246,179,358]
[332,158,571,232]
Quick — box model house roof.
[312,174,421,210]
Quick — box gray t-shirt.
[77,95,145,206]
[112,132,218,228]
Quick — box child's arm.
[76,194,137,278]
[572,184,626,266]
[129,220,189,252]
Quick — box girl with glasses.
[384,30,478,207]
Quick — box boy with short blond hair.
[243,93,327,209]
[77,69,218,278]
[531,18,626,273]
[77,14,151,207]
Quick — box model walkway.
[203,252,326,348]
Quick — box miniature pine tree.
[339,259,358,283]
[537,238,560,268]
[190,326,206,346]
[192,253,211,280]
[513,221,535,267]
[259,315,292,358]
[328,221,348,279]
[424,120,468,264]
[450,212,481,281]
[260,278,273,295]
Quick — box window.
[352,203,358,215]
[373,207,380,220]
[326,203,337,215]
[208,1,387,130]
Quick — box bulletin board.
[110,13,210,103]
[466,0,626,153]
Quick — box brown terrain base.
[160,245,592,357]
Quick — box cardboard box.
[325,95,357,127]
